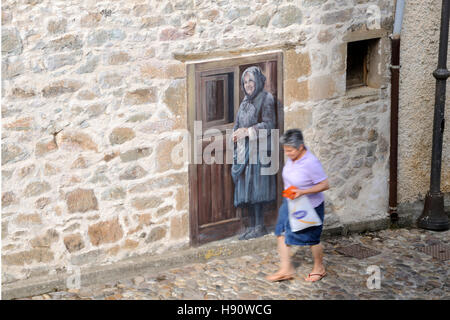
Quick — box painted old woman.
[231,66,277,240]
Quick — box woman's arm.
[292,179,330,199]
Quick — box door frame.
[186,52,284,246]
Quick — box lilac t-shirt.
[282,148,328,208]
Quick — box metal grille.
[335,244,381,259]
[417,244,450,261]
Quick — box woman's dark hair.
[279,129,304,149]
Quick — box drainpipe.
[388,0,405,223]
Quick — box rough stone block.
[119,165,148,180]
[24,181,51,197]
[14,213,42,226]
[170,213,189,240]
[101,187,126,201]
[2,248,54,266]
[98,72,122,88]
[57,131,98,152]
[163,79,186,116]
[123,88,157,105]
[155,137,184,173]
[155,206,173,218]
[70,249,105,265]
[35,138,57,158]
[71,156,88,169]
[66,188,98,213]
[109,127,136,145]
[3,117,33,131]
[76,90,98,100]
[2,27,23,55]
[308,74,339,101]
[86,29,109,46]
[30,229,59,248]
[1,221,7,240]
[141,61,186,79]
[271,5,302,28]
[284,50,311,80]
[140,16,164,28]
[120,147,152,162]
[88,218,123,246]
[284,79,308,105]
[10,87,36,99]
[63,233,85,253]
[45,34,83,52]
[321,9,353,25]
[317,28,335,43]
[123,239,139,250]
[2,56,25,79]
[175,187,188,211]
[80,13,102,28]
[42,80,83,97]
[43,163,59,176]
[47,18,67,34]
[284,107,313,131]
[2,191,17,208]
[35,197,50,209]
[131,196,163,210]
[145,226,167,243]
[76,55,99,74]
[106,51,130,65]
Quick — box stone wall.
[2,0,395,283]
[398,0,450,205]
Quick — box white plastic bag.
[287,195,323,232]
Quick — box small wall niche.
[346,37,381,90]
[344,29,387,92]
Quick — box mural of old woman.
[231,66,277,240]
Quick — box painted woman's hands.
[232,128,249,142]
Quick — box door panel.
[195,135,241,244]
[189,54,283,246]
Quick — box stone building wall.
[398,0,450,205]
[2,0,396,283]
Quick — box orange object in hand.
[282,186,299,200]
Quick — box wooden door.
[188,54,284,246]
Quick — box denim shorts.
[274,197,325,246]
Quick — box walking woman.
[231,66,277,240]
[266,129,330,282]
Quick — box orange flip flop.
[305,272,327,282]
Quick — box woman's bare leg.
[305,243,326,281]
[278,236,294,273]
[266,236,295,281]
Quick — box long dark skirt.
[233,162,277,207]
[231,139,277,207]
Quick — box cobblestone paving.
[20,228,449,300]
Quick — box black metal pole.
[417,0,450,231]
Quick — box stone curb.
[1,211,420,300]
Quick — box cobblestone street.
[18,228,449,300]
